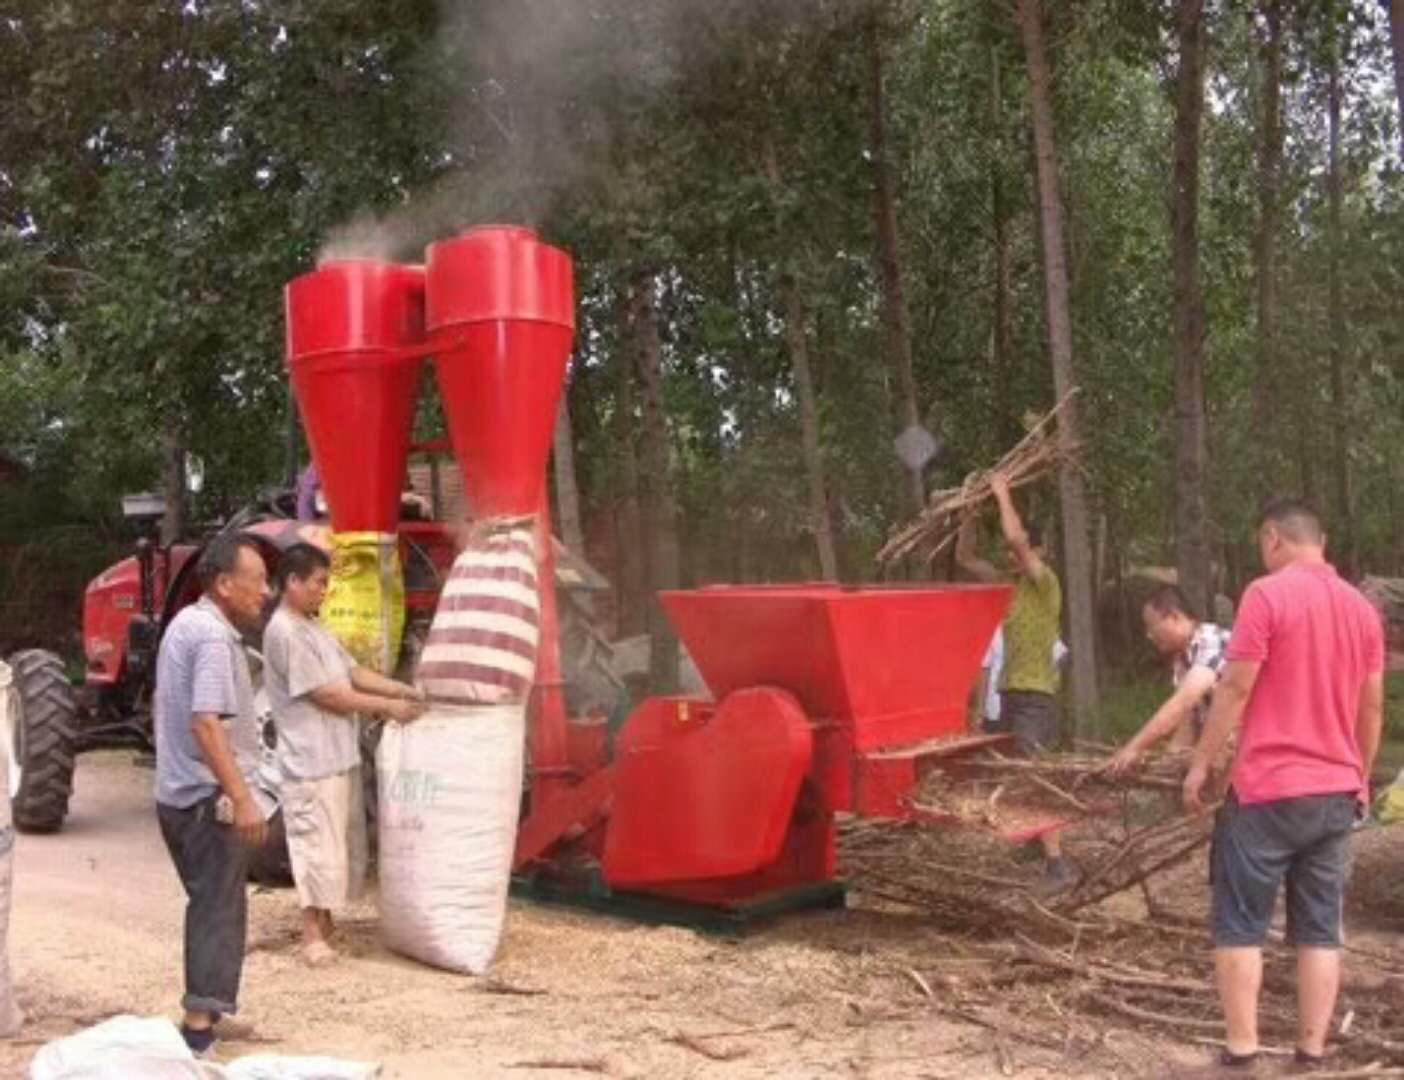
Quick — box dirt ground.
[1,753,1397,1079]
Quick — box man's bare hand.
[386,698,427,724]
[1106,744,1142,777]
[1182,760,1211,814]
[989,472,1011,501]
[233,795,268,849]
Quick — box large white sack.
[376,704,525,974]
[0,660,22,1038]
[27,1016,211,1080]
[0,844,21,1039]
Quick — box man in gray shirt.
[263,543,422,963]
[154,532,270,1057]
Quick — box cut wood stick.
[1060,830,1212,913]
[1187,1036,1293,1058]
[506,1059,609,1073]
[904,967,935,999]
[1091,994,1222,1032]
[481,978,549,996]
[685,1022,796,1040]
[665,1032,748,1062]
[1022,771,1092,813]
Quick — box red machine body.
[283,225,1018,925]
[586,584,1011,908]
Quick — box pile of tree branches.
[875,391,1082,569]
[839,750,1404,1069]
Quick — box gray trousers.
[158,796,251,1016]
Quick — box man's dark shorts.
[1210,791,1356,948]
[992,690,1059,757]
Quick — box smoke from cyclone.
[316,0,854,264]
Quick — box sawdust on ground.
[1,752,1399,1078]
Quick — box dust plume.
[316,0,861,263]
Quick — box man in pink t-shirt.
[1183,499,1385,1072]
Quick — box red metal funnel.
[426,227,575,519]
[285,260,426,533]
[660,584,1013,750]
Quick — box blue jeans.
[158,796,251,1015]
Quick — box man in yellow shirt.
[957,471,1071,892]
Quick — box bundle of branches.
[841,747,1216,924]
[875,390,1081,569]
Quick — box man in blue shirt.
[154,532,270,1056]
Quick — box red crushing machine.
[284,225,1014,929]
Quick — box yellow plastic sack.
[1376,769,1404,826]
[322,532,405,674]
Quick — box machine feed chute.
[425,226,575,519]
[284,260,426,533]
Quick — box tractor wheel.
[7,649,77,833]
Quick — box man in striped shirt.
[1108,584,1231,775]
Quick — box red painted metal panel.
[603,689,813,887]
[660,585,1011,750]
[284,260,426,533]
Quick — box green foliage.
[3,0,1403,668]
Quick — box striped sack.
[417,526,540,705]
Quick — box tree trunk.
[868,14,926,519]
[1250,0,1284,494]
[1170,0,1212,618]
[613,299,647,638]
[1326,29,1357,577]
[991,45,1018,451]
[160,414,187,546]
[1389,0,1404,161]
[629,273,682,692]
[762,137,840,582]
[1015,0,1101,736]
[552,383,587,557]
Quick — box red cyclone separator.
[284,259,427,533]
[425,226,575,520]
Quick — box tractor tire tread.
[8,649,78,833]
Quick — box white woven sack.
[0,845,19,1040]
[376,704,525,974]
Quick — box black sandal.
[1219,1048,1259,1068]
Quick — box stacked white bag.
[377,523,538,974]
[0,661,24,1037]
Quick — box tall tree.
[1389,0,1404,160]
[611,308,648,637]
[1326,8,1357,575]
[629,273,682,691]
[762,136,841,581]
[552,386,587,556]
[1250,0,1285,494]
[1015,0,1101,733]
[868,10,926,519]
[990,44,1018,450]
[1171,0,1212,616]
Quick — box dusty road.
[0,752,1195,1078]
